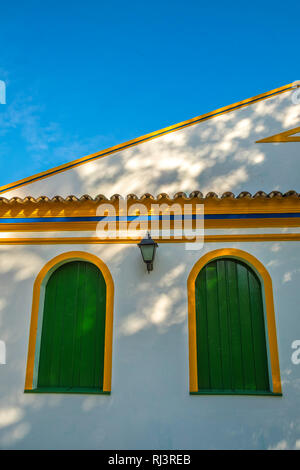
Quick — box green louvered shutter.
[37,260,106,392]
[195,258,270,394]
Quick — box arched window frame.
[187,248,282,395]
[25,251,114,394]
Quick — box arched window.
[188,249,282,396]
[25,252,114,394]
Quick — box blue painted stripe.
[0,87,293,194]
[0,212,299,224]
[0,214,200,223]
[205,213,300,219]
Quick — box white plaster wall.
[2,90,300,199]
[0,241,299,449]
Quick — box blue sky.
[0,0,299,188]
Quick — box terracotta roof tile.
[0,191,299,205]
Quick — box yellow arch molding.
[25,251,114,393]
[256,126,300,143]
[187,248,282,394]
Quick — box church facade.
[0,82,299,449]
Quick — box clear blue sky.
[0,0,299,188]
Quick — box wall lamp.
[138,232,158,273]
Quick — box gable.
[1,83,299,199]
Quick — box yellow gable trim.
[256,126,300,143]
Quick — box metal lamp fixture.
[138,232,158,273]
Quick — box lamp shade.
[138,233,158,272]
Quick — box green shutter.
[195,258,270,394]
[36,260,106,393]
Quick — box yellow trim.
[256,126,300,143]
[0,196,299,214]
[25,251,114,393]
[3,233,300,245]
[187,248,281,394]
[1,217,300,232]
[1,196,299,232]
[0,83,294,195]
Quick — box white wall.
[0,240,299,449]
[2,89,300,200]
[0,87,299,449]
